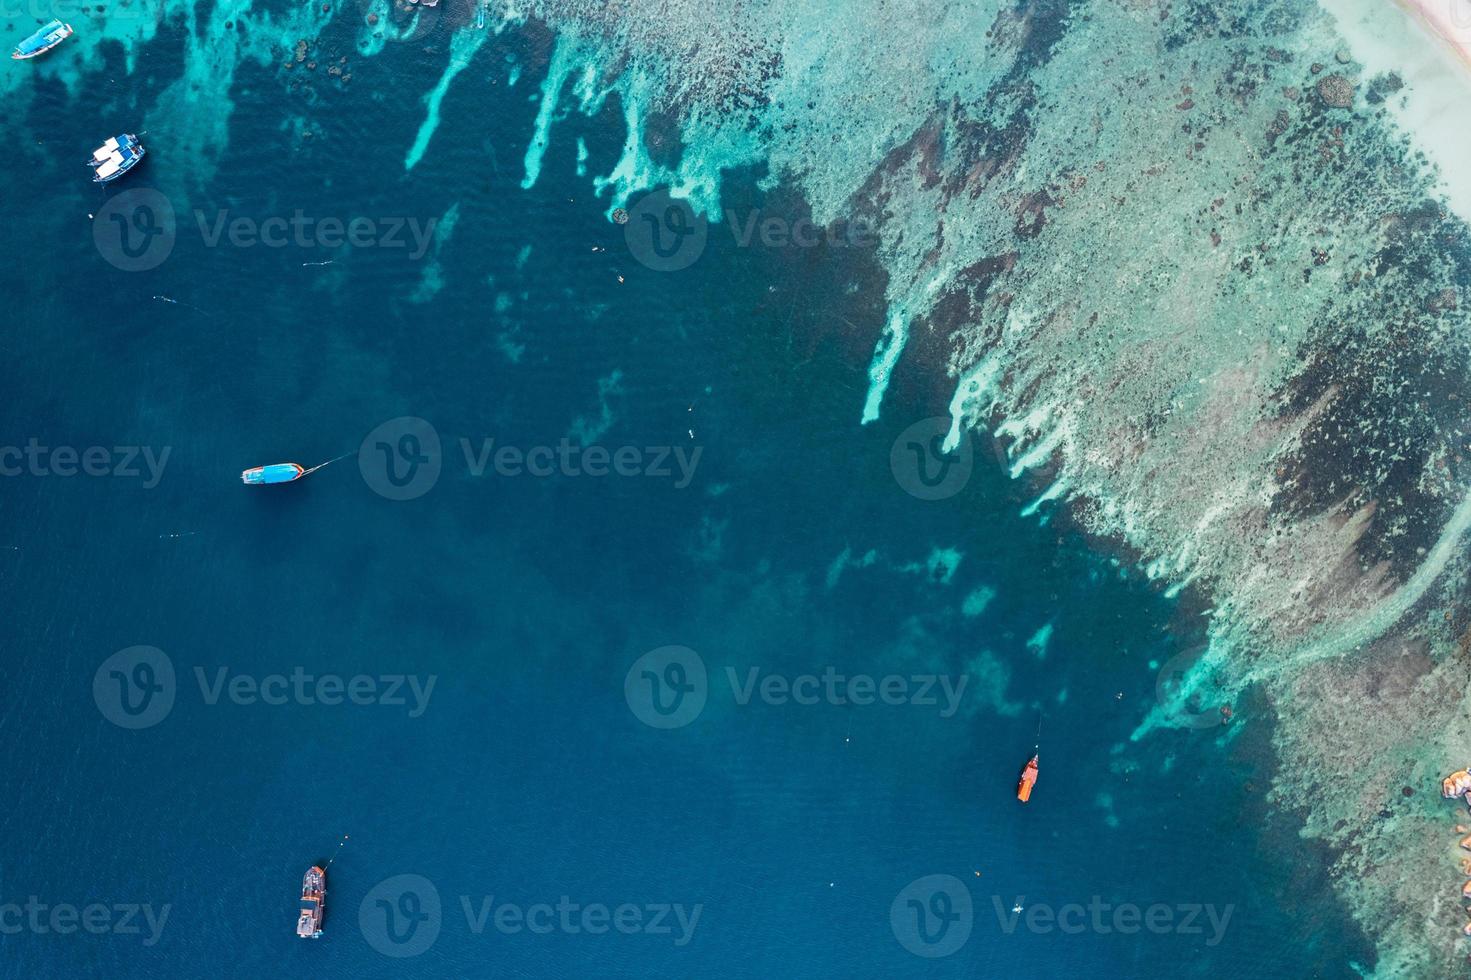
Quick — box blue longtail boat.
[241,463,306,485]
[12,20,72,60]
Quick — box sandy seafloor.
[3,0,1471,976]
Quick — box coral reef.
[509,0,1471,973]
[21,0,1471,971]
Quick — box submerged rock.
[1441,770,1471,798]
[1316,74,1355,109]
[1427,288,1458,314]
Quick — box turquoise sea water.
[0,10,1375,978]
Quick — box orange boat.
[296,865,325,938]
[1017,754,1038,803]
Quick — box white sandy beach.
[1320,0,1471,221]
[1397,0,1471,67]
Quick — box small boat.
[296,865,325,939]
[241,452,354,487]
[1016,753,1038,803]
[12,20,72,60]
[241,463,306,485]
[88,133,145,183]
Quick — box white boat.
[88,133,145,183]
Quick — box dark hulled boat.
[296,865,325,938]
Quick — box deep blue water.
[0,17,1368,979]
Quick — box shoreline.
[1395,0,1471,71]
[1321,0,1471,223]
